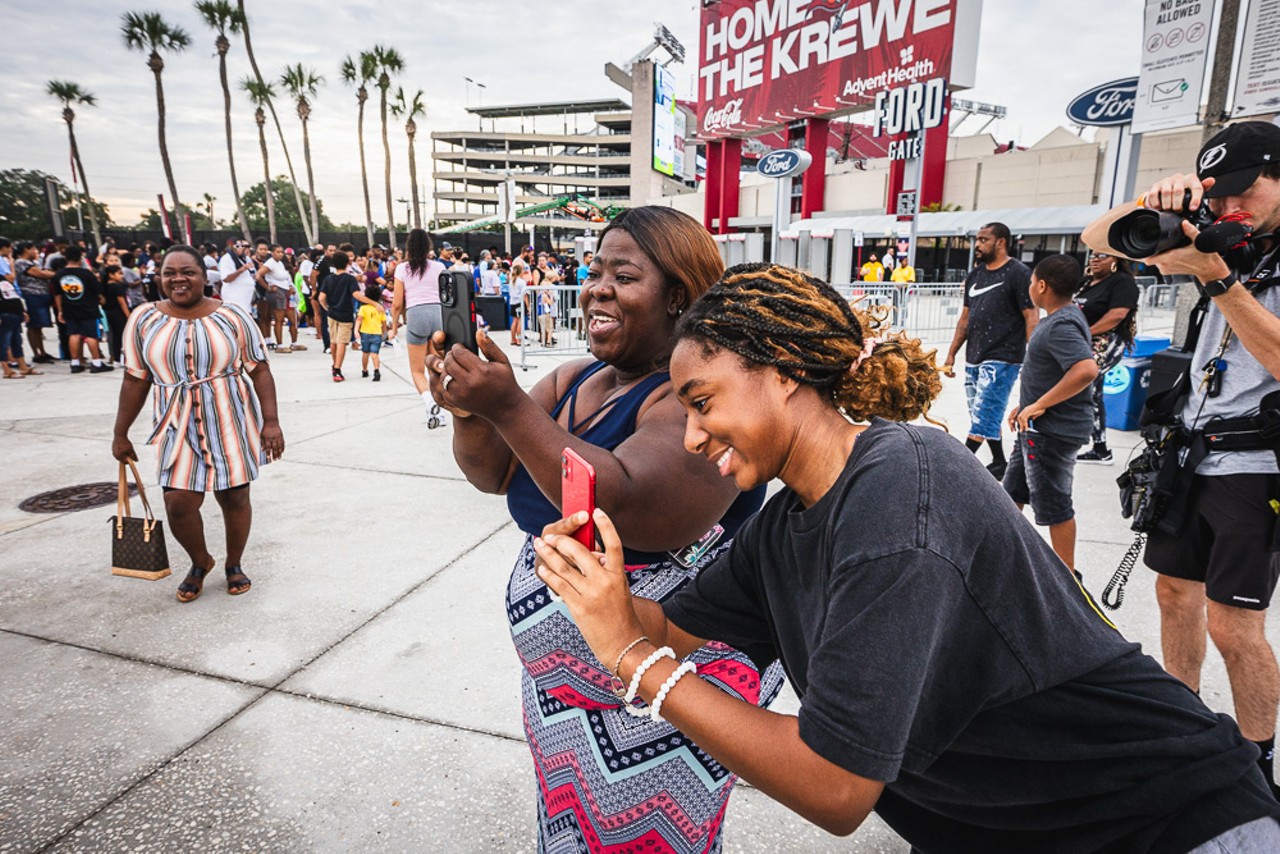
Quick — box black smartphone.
[439,269,478,353]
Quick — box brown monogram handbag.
[110,460,171,580]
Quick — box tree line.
[33,1,428,250]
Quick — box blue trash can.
[1129,334,1171,358]
[1104,357,1154,431]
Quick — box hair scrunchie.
[850,336,882,374]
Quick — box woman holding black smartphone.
[426,207,781,853]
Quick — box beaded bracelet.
[650,661,698,723]
[624,646,675,704]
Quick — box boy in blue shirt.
[1003,254,1100,573]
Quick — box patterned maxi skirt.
[506,535,783,853]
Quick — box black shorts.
[65,317,100,339]
[1144,473,1280,610]
[1002,430,1081,526]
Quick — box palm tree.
[371,45,405,250]
[281,64,324,245]
[340,52,378,249]
[236,0,313,243]
[194,0,251,241]
[202,192,216,225]
[46,81,102,247]
[241,77,277,242]
[120,12,191,239]
[391,88,426,230]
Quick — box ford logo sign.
[757,148,813,179]
[1066,78,1138,127]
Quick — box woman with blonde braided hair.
[534,262,1280,850]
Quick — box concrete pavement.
[0,323,1273,852]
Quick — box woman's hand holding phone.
[535,508,644,671]
[427,329,522,420]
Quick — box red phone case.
[561,448,596,549]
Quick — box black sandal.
[177,564,213,603]
[225,566,252,596]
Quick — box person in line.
[534,262,1280,852]
[101,263,131,368]
[217,239,256,314]
[507,259,530,346]
[427,207,780,853]
[112,245,283,602]
[256,244,304,353]
[14,241,55,363]
[0,238,37,378]
[388,228,446,420]
[1002,254,1099,573]
[52,246,111,374]
[356,284,385,381]
[942,222,1037,480]
[1084,119,1280,799]
[202,243,222,298]
[249,239,273,344]
[1075,250,1140,464]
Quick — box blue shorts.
[1003,430,1082,526]
[359,333,382,354]
[25,292,53,328]
[964,361,1020,440]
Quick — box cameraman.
[1086,121,1280,799]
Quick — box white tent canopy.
[782,204,1109,240]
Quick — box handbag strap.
[117,460,156,532]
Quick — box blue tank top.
[506,361,765,565]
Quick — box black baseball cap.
[1197,121,1280,198]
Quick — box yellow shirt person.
[357,302,386,336]
[891,263,916,283]
[859,254,885,282]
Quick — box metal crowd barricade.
[517,285,591,370]
[901,284,965,346]
[834,283,906,326]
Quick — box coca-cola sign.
[1066,78,1138,127]
[703,98,744,133]
[696,0,978,140]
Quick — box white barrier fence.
[517,285,591,370]
[834,281,1178,347]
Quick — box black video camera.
[1108,191,1217,258]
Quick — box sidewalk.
[0,326,1272,852]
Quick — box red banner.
[697,0,960,140]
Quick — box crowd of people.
[0,232,593,389]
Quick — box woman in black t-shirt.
[101,264,131,367]
[533,263,1280,851]
[1075,252,1140,464]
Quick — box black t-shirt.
[52,266,102,320]
[104,278,129,319]
[1018,305,1095,443]
[1076,271,1140,330]
[962,258,1033,364]
[312,258,333,295]
[321,272,360,322]
[664,421,1278,852]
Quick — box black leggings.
[106,312,128,365]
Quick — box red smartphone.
[561,448,597,549]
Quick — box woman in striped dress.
[112,245,284,603]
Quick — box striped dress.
[122,302,269,492]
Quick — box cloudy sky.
[2,0,1147,227]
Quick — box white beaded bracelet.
[650,662,698,723]
[625,646,675,704]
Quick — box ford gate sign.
[1067,78,1138,127]
[757,148,813,179]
